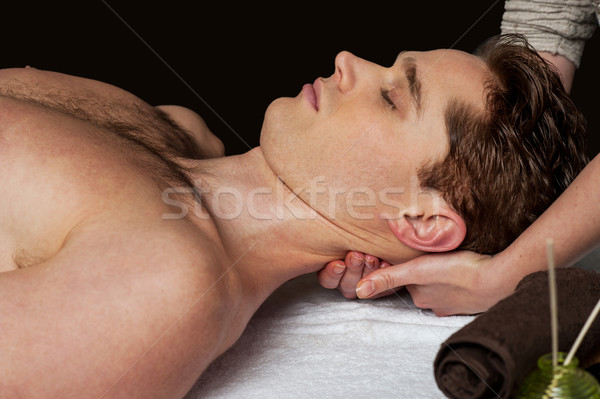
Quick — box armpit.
[0,67,202,160]
[0,67,202,190]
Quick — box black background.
[4,1,599,158]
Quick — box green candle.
[517,352,600,398]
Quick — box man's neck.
[185,147,355,298]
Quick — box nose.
[334,51,361,93]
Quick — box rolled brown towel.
[434,267,600,399]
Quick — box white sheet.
[184,273,475,398]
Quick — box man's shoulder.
[52,215,235,294]
[71,210,225,260]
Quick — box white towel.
[185,273,474,399]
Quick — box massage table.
[185,249,600,398]
[184,273,474,398]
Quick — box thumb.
[355,263,413,299]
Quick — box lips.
[312,78,321,111]
[302,78,321,111]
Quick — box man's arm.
[0,222,239,398]
[156,105,225,158]
[0,67,223,160]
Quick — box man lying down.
[0,34,587,397]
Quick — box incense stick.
[546,239,558,367]
[564,297,600,366]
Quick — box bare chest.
[0,97,181,270]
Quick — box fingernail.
[333,264,346,274]
[350,254,362,267]
[356,280,374,298]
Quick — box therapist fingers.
[338,252,368,298]
[318,252,383,298]
[355,255,433,299]
[354,251,497,315]
[318,259,347,289]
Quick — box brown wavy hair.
[418,34,589,254]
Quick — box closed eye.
[380,88,396,110]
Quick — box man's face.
[260,49,489,255]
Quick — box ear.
[387,207,466,252]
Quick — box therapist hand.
[319,250,519,316]
[317,251,393,299]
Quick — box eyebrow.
[400,56,423,116]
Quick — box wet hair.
[418,34,588,254]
